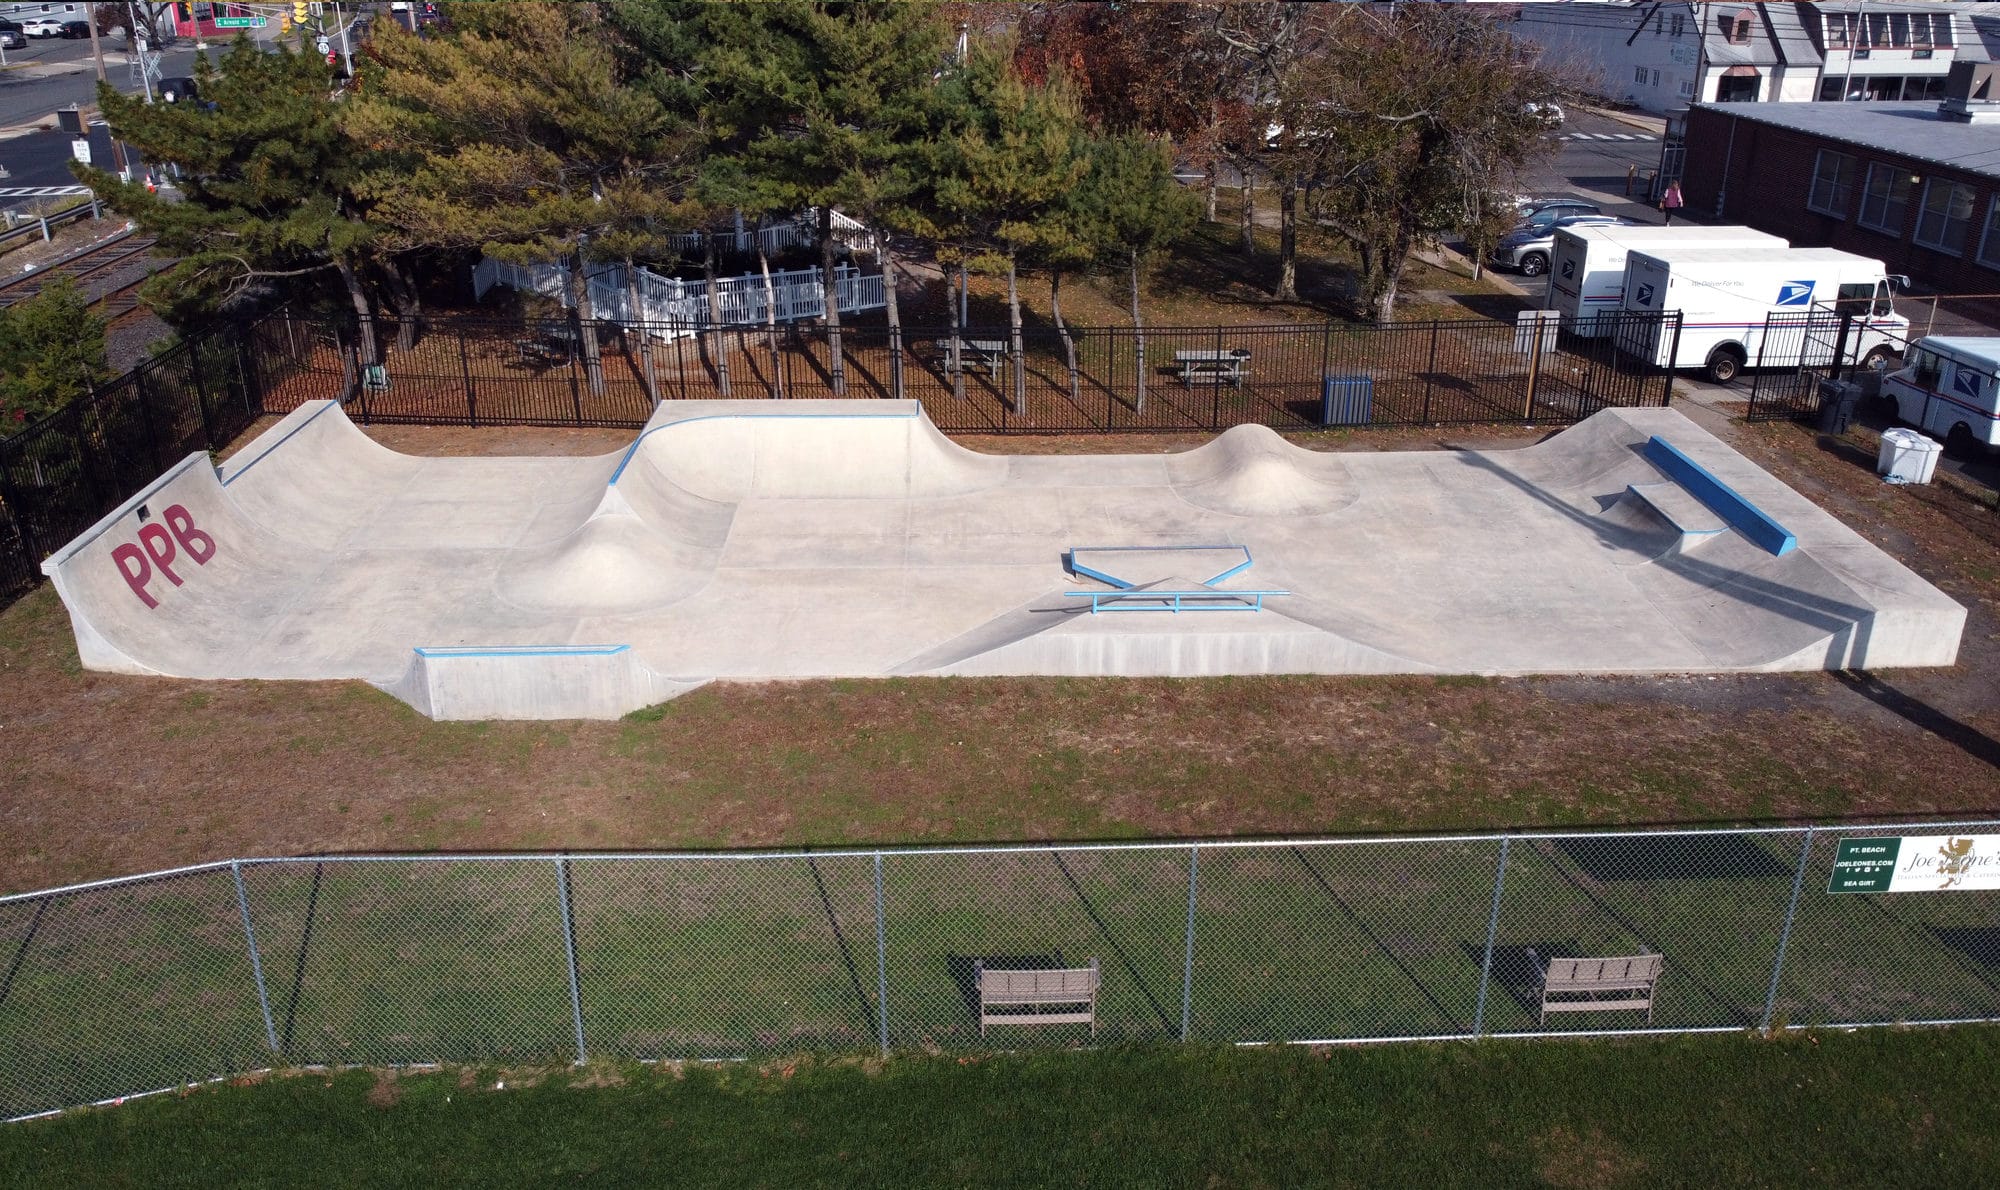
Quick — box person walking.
[1661,180,1684,225]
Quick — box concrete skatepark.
[41,399,1966,720]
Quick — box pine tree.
[929,44,1088,417]
[0,278,109,428]
[351,4,697,393]
[694,1,947,398]
[75,38,380,357]
[1072,134,1200,414]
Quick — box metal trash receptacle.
[1321,374,1372,426]
[1816,380,1861,434]
[1878,427,1942,484]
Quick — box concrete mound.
[1166,424,1357,517]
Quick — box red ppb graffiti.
[110,504,217,609]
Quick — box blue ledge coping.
[1066,544,1254,590]
[1641,436,1796,557]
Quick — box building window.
[1652,69,1661,87]
[1858,164,1912,235]
[1728,11,1753,45]
[1635,65,1649,85]
[1670,13,1685,37]
[1975,197,2000,270]
[1915,179,1976,255]
[1808,150,1857,217]
[1679,80,1694,97]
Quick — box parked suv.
[1490,213,1629,276]
[21,16,66,37]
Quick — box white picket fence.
[472,257,887,342]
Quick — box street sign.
[316,35,330,54]
[214,16,266,28]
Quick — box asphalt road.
[0,32,230,130]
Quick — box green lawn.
[7,832,1999,1121]
[4,1028,1998,1187]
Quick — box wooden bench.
[1525,949,1664,1025]
[933,338,1008,378]
[975,958,1099,1036]
[1173,348,1251,388]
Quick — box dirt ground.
[4,410,1999,895]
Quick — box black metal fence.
[1745,304,1910,424]
[261,311,1683,436]
[0,307,1682,607]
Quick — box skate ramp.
[39,398,1967,720]
[1167,424,1359,517]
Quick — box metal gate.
[1745,305,1848,422]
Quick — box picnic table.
[1173,348,1252,388]
[515,327,577,367]
[933,338,1008,378]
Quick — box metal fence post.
[1423,320,1440,423]
[555,857,587,1065]
[1181,844,1199,1042]
[1661,312,1683,407]
[873,852,889,1056]
[1472,836,1512,1037]
[457,329,478,427]
[1760,827,1816,1034]
[230,861,280,1056]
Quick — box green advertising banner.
[1829,834,2000,894]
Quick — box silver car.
[1491,213,1628,277]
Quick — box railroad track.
[0,230,161,312]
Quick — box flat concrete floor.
[42,400,1966,719]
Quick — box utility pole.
[1840,2,1868,103]
[83,12,131,179]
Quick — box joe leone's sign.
[1829,835,2000,895]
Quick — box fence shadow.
[1555,835,1791,882]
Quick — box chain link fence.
[4,820,1998,1120]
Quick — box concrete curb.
[1580,104,1668,135]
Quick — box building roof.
[1696,100,2000,181]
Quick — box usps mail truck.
[1879,336,2000,453]
[1546,224,1787,337]
[1616,247,1907,383]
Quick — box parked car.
[59,20,94,39]
[0,28,22,50]
[1517,198,1602,226]
[1490,214,1630,277]
[1524,101,1566,128]
[159,76,198,104]
[21,17,66,37]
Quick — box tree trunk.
[819,204,846,396]
[1276,181,1298,301]
[758,224,782,399]
[383,257,422,350]
[1369,226,1417,327]
[948,255,965,403]
[567,246,605,396]
[1205,162,1218,223]
[702,237,731,398]
[877,225,903,401]
[624,258,659,408]
[335,257,378,372]
[1239,181,1255,255]
[1051,267,1078,404]
[1131,250,1147,415]
[1006,245,1025,416]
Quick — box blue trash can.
[1321,374,1373,426]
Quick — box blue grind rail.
[1063,589,1289,614]
[1641,436,1797,557]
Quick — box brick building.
[1681,97,2000,295]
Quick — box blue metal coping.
[1063,589,1289,614]
[1641,436,1797,556]
[413,645,632,658]
[609,408,921,486]
[1066,544,1254,590]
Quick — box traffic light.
[293,1,308,24]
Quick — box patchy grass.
[6,414,2000,896]
[5,1028,1999,1187]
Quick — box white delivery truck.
[1616,247,1907,383]
[1879,336,2000,453]
[1546,224,1787,338]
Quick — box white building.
[1500,1,1989,115]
